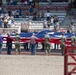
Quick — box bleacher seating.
[2,2,70,11]
[39,2,71,11]
[2,5,29,10]
[1,2,71,32]
[29,21,43,31]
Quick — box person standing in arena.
[70,32,76,53]
[60,32,66,56]
[70,33,76,46]
[44,33,51,56]
[30,33,38,55]
[6,33,13,55]
[0,33,3,54]
[14,33,20,55]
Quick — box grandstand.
[0,1,75,32]
[0,0,76,32]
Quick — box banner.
[2,30,73,45]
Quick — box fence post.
[64,47,68,75]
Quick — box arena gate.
[64,46,76,75]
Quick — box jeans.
[30,44,36,55]
[0,43,2,54]
[7,43,12,55]
[24,43,29,51]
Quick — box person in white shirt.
[45,10,51,21]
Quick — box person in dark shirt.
[29,5,34,16]
[6,33,13,55]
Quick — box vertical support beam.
[64,47,68,75]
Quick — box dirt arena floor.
[0,55,64,75]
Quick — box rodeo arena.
[0,0,76,75]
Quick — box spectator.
[54,22,60,32]
[30,33,38,55]
[15,10,19,18]
[50,16,54,26]
[0,33,3,54]
[33,11,37,21]
[8,18,12,28]
[6,33,13,55]
[37,12,41,21]
[14,33,20,55]
[54,15,59,24]
[13,0,17,5]
[45,10,51,21]
[44,33,51,55]
[29,5,34,16]
[18,8,22,16]
[0,18,3,28]
[69,20,75,33]
[3,18,8,28]
[43,19,47,29]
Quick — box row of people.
[0,31,76,55]
[0,33,20,55]
[0,32,50,55]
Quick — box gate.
[64,46,76,75]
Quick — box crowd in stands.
[0,0,71,31]
[0,1,62,32]
[0,1,75,31]
[0,0,75,34]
